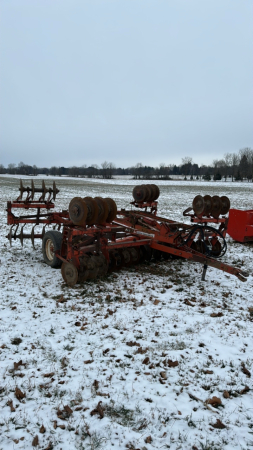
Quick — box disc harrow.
[6,180,249,286]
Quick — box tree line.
[0,147,252,181]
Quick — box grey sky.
[0,0,252,169]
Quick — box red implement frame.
[6,186,249,284]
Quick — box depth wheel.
[61,262,79,287]
[42,231,62,268]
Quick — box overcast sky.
[0,0,252,169]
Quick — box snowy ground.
[0,176,252,450]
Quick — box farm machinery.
[6,180,249,286]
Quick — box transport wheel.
[61,262,79,287]
[83,197,99,225]
[193,195,205,217]
[69,197,88,226]
[42,231,62,268]
[220,196,230,215]
[211,196,222,218]
[203,195,212,216]
[94,197,109,224]
[104,198,117,222]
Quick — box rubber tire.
[42,231,62,268]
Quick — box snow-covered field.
[0,176,252,450]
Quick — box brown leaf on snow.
[210,312,223,317]
[145,435,152,443]
[203,370,214,374]
[32,435,39,447]
[90,401,104,419]
[15,387,25,401]
[160,371,167,380]
[13,360,23,370]
[142,356,150,365]
[206,396,222,407]
[93,380,99,390]
[240,386,250,395]
[241,363,251,378]
[57,405,73,420]
[44,443,53,450]
[223,390,230,398]
[84,360,93,364]
[211,419,226,429]
[7,400,15,412]
[184,299,195,306]
[126,341,140,347]
[136,347,148,354]
[153,299,160,305]
[103,348,110,355]
[75,321,81,326]
[43,372,55,378]
[39,425,46,433]
[167,359,179,368]
[97,391,110,398]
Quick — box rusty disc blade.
[144,185,152,202]
[132,185,147,203]
[69,197,88,225]
[220,196,230,215]
[61,262,79,287]
[120,248,131,266]
[83,197,99,225]
[211,195,222,218]
[94,197,109,224]
[150,184,160,201]
[129,247,139,264]
[203,195,212,216]
[104,198,117,222]
[193,195,205,217]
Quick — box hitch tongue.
[201,264,208,281]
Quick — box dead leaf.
[145,435,152,443]
[142,356,150,365]
[15,387,25,401]
[39,425,46,433]
[13,360,23,370]
[160,371,167,380]
[90,401,104,419]
[153,299,160,305]
[184,299,195,306]
[32,435,39,447]
[126,341,140,347]
[57,405,73,420]
[223,390,230,398]
[210,312,223,317]
[167,359,178,368]
[203,370,213,374]
[240,386,250,395]
[7,400,15,412]
[241,363,251,378]
[207,396,222,408]
[43,372,55,378]
[211,419,226,429]
[84,360,93,364]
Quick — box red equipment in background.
[227,209,253,243]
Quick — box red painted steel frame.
[227,209,253,243]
